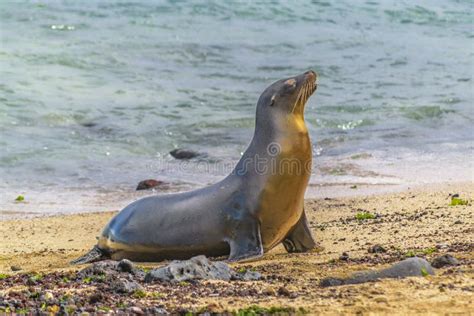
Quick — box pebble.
[278,286,291,296]
[339,252,350,261]
[43,291,54,301]
[128,306,144,315]
[10,265,22,271]
[262,286,276,296]
[111,278,143,294]
[368,244,387,253]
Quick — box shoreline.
[0,181,472,313]
[1,180,471,221]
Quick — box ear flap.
[269,95,275,106]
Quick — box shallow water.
[0,1,473,216]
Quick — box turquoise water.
[0,1,473,215]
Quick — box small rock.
[118,259,134,273]
[145,255,233,282]
[277,286,291,297]
[454,220,463,225]
[149,308,168,314]
[110,278,143,294]
[262,286,276,296]
[128,306,144,315]
[78,260,119,278]
[339,252,350,261]
[43,291,54,301]
[436,243,449,250]
[136,179,164,191]
[10,266,22,271]
[431,254,459,268]
[78,260,145,281]
[232,270,262,281]
[368,244,387,254]
[88,292,102,304]
[169,149,200,160]
[320,277,345,287]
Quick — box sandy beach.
[0,182,472,314]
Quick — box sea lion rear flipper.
[283,210,316,253]
[227,218,263,262]
[70,245,108,265]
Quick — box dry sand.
[0,182,473,314]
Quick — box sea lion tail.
[70,245,107,265]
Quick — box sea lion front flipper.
[283,210,316,253]
[227,218,264,262]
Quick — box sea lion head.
[257,70,318,119]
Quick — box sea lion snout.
[303,70,318,88]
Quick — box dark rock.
[118,259,134,273]
[320,257,435,287]
[320,277,345,287]
[169,149,200,160]
[10,265,22,271]
[339,252,350,261]
[88,292,103,304]
[78,259,145,280]
[277,286,291,297]
[78,260,119,278]
[110,278,143,294]
[368,244,387,253]
[136,179,164,191]
[431,254,459,268]
[145,255,233,282]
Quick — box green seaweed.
[350,185,357,189]
[15,195,25,202]
[405,247,436,258]
[355,212,375,220]
[236,305,303,316]
[0,273,9,280]
[420,267,429,277]
[132,290,147,298]
[237,267,247,273]
[29,273,43,283]
[449,197,468,206]
[421,247,437,255]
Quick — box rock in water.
[169,149,200,160]
[144,255,262,283]
[136,179,164,191]
[431,254,459,268]
[320,257,435,287]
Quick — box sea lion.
[72,70,318,264]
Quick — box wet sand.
[0,182,473,314]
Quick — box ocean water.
[0,1,473,217]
